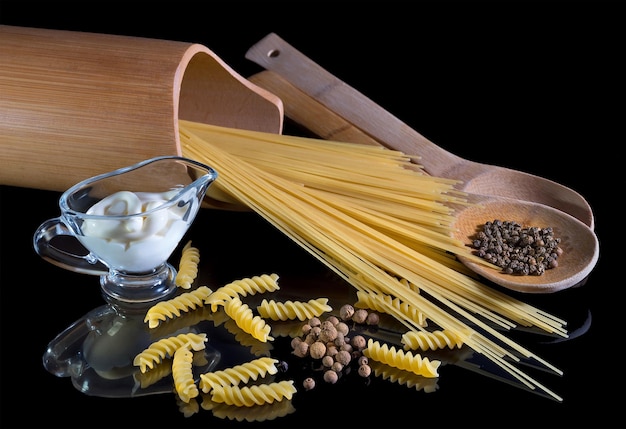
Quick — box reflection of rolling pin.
[0,25,283,193]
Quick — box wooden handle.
[245,33,460,172]
[248,71,381,146]
[0,25,283,194]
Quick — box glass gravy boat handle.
[33,217,109,275]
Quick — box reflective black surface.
[0,1,620,428]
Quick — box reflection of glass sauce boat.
[33,156,220,397]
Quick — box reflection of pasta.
[354,290,428,327]
[205,274,280,311]
[133,332,207,373]
[176,395,200,418]
[224,297,273,343]
[144,286,213,328]
[223,319,274,357]
[175,240,200,290]
[133,358,173,389]
[401,329,465,351]
[363,338,441,378]
[368,360,439,393]
[172,345,199,403]
[199,357,279,393]
[206,398,296,422]
[210,380,297,407]
[256,298,332,321]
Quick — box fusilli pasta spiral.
[363,338,441,378]
[256,298,332,321]
[210,380,297,407]
[175,240,200,289]
[224,296,273,343]
[133,332,207,373]
[354,290,428,327]
[172,345,199,403]
[199,357,279,393]
[401,329,465,351]
[368,360,439,393]
[205,274,280,311]
[144,286,213,328]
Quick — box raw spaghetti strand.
[179,124,566,401]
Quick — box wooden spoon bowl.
[451,194,599,293]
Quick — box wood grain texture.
[0,25,283,193]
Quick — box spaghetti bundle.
[179,120,567,401]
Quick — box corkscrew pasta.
[401,329,465,351]
[199,357,279,393]
[363,338,441,378]
[256,297,332,321]
[175,240,200,290]
[144,286,213,328]
[224,296,273,343]
[205,274,280,311]
[354,289,428,327]
[172,345,200,403]
[368,360,439,393]
[209,380,297,407]
[222,319,274,357]
[133,332,207,373]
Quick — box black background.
[0,1,621,428]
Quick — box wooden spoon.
[245,33,595,230]
[450,193,599,293]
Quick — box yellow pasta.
[172,345,199,403]
[133,332,207,373]
[224,296,273,343]
[210,380,297,407]
[222,319,274,357]
[401,329,465,351]
[368,360,439,393]
[256,297,332,321]
[354,289,428,327]
[205,274,280,311]
[179,121,568,401]
[363,338,441,378]
[144,286,213,328]
[175,240,200,290]
[199,357,279,393]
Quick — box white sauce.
[79,190,190,273]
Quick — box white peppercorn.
[336,350,352,366]
[326,315,340,326]
[309,341,327,359]
[358,364,372,377]
[366,312,380,326]
[318,324,338,342]
[352,308,368,324]
[293,341,309,358]
[303,377,316,391]
[308,317,321,327]
[323,370,338,384]
[322,355,334,368]
[331,361,344,372]
[339,304,354,321]
[336,322,350,336]
[351,334,366,350]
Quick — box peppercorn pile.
[471,219,563,276]
[290,304,378,390]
